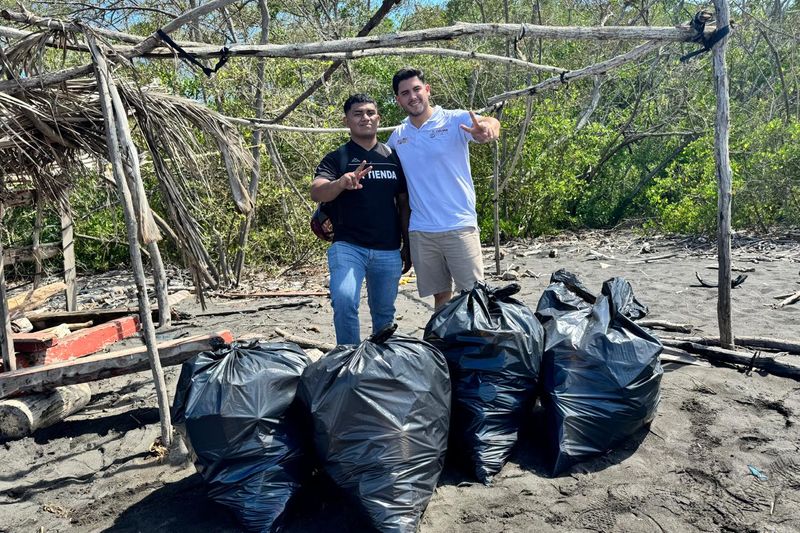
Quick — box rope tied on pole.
[680,11,732,63]
[156,29,230,76]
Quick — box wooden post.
[101,56,171,328]
[32,191,44,289]
[0,210,17,371]
[232,0,270,285]
[87,34,172,447]
[712,0,734,349]
[148,243,171,327]
[492,132,502,276]
[58,191,77,312]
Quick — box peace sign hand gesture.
[338,160,372,191]
[459,111,498,143]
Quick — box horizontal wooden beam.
[0,21,705,94]
[0,9,205,47]
[0,330,233,398]
[131,23,701,60]
[487,41,662,107]
[2,242,61,266]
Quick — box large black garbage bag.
[423,282,544,484]
[299,325,450,533]
[172,340,310,532]
[536,269,663,475]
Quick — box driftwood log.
[274,328,335,352]
[216,290,329,299]
[659,338,800,380]
[25,290,190,330]
[659,335,800,355]
[0,383,91,440]
[7,282,66,318]
[775,290,800,308]
[192,298,314,317]
[637,320,694,333]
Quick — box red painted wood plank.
[16,316,141,368]
[12,331,60,352]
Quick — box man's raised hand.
[339,160,372,190]
[459,111,497,143]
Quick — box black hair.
[392,67,425,95]
[343,93,377,114]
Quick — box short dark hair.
[343,93,377,114]
[392,68,425,95]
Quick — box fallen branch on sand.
[192,298,314,317]
[621,253,677,264]
[660,345,710,367]
[659,338,800,380]
[274,328,335,352]
[695,271,747,288]
[215,290,329,299]
[659,335,800,355]
[705,264,756,273]
[774,290,800,308]
[637,319,694,333]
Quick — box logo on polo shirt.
[396,137,409,145]
[350,158,361,163]
[429,127,448,139]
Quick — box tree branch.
[271,0,401,123]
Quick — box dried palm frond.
[117,84,254,214]
[0,74,255,288]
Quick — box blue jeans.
[327,241,402,345]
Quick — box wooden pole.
[712,0,734,349]
[58,191,77,312]
[86,34,172,447]
[103,66,171,328]
[32,191,44,289]
[493,116,502,276]
[0,210,16,371]
[232,0,270,285]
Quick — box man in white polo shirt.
[388,67,500,310]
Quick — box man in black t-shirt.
[311,94,411,344]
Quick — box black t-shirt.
[315,140,407,250]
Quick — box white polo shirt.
[388,106,477,233]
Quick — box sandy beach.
[1,230,799,533]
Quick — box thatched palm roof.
[0,31,254,287]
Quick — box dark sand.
[1,230,799,533]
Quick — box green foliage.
[3,0,799,277]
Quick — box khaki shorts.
[409,227,484,297]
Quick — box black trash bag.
[602,276,648,320]
[423,282,544,484]
[298,325,450,533]
[172,340,310,532]
[535,269,663,476]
